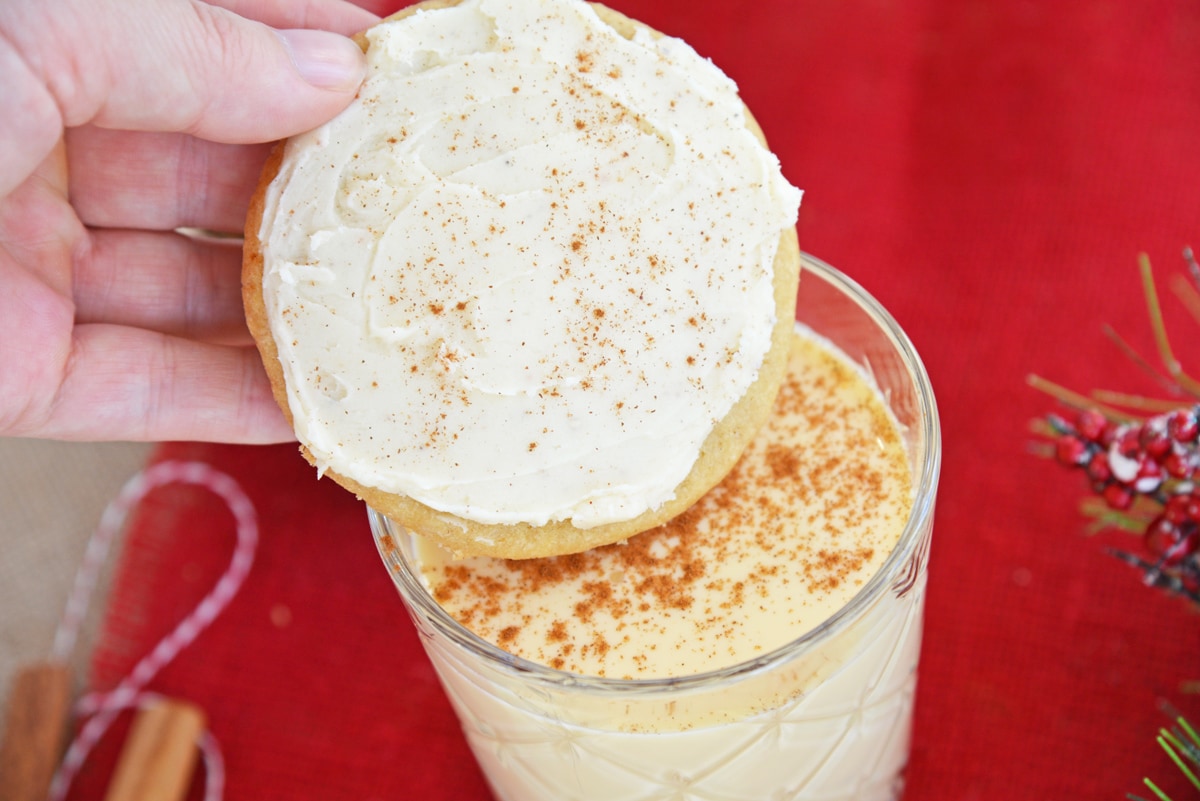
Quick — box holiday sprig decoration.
[1127,704,1200,801]
[1042,404,1200,606]
[1030,249,1200,610]
[1031,249,1200,801]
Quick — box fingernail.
[277,29,365,91]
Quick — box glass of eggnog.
[370,253,939,801]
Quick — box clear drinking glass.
[369,253,940,801]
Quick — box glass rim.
[369,251,941,695]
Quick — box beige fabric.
[0,439,152,737]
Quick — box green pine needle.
[1157,733,1199,794]
[1130,777,1173,801]
[1158,719,1200,794]
[1177,717,1200,756]
[1129,711,1200,801]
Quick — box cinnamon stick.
[0,661,73,801]
[103,698,205,801]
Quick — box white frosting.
[258,0,801,528]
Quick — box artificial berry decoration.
[1075,408,1109,442]
[1166,407,1200,443]
[1055,434,1090,467]
[1051,405,1200,493]
[1048,405,1200,605]
[1144,515,1198,566]
[1102,482,1135,510]
[1139,423,1173,460]
[1162,447,1193,479]
[1086,450,1113,484]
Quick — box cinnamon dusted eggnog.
[374,257,940,801]
[419,330,911,681]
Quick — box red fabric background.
[70,1,1200,798]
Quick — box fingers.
[99,0,368,140]
[66,126,269,232]
[75,229,249,343]
[210,0,378,35]
[6,0,367,144]
[39,324,294,443]
[0,34,63,198]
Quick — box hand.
[0,0,382,443]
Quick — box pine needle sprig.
[1127,706,1200,801]
[1029,249,1199,800]
[1030,249,1200,609]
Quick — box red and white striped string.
[46,460,258,801]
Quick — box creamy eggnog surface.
[416,329,912,679]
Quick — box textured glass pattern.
[414,574,926,801]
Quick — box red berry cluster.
[1051,406,1200,592]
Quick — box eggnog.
[372,256,940,801]
[418,330,911,680]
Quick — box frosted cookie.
[243,0,802,558]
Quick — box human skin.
[0,0,399,443]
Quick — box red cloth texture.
[70,1,1200,798]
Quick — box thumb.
[5,0,367,149]
[86,0,368,142]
